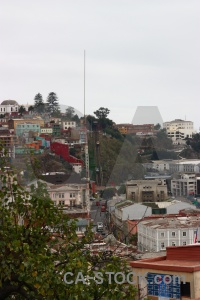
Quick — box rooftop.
[139,216,200,229]
[1,100,18,105]
[130,244,200,272]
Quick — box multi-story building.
[126,179,168,202]
[27,179,86,209]
[143,159,200,174]
[171,173,197,197]
[62,121,76,130]
[0,127,19,158]
[137,216,200,252]
[163,119,194,144]
[16,123,41,136]
[8,118,44,132]
[169,160,200,174]
[0,100,19,114]
[52,124,61,136]
[130,244,200,299]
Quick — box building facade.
[126,179,168,202]
[62,121,76,130]
[171,174,197,197]
[16,123,41,136]
[0,100,19,114]
[40,127,53,134]
[163,119,194,143]
[115,123,155,135]
[137,216,200,252]
[130,244,200,299]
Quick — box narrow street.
[90,200,108,233]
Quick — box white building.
[144,159,200,174]
[138,216,200,252]
[62,121,76,130]
[171,173,197,197]
[0,100,19,114]
[169,160,200,174]
[27,179,86,208]
[163,119,194,144]
[40,127,53,134]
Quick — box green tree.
[154,123,161,130]
[65,106,75,120]
[34,93,45,114]
[28,105,35,113]
[46,92,60,115]
[0,164,137,299]
[94,107,110,119]
[18,105,26,115]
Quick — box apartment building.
[171,174,197,197]
[163,119,194,143]
[130,244,200,299]
[126,179,168,202]
[62,121,76,130]
[0,128,19,158]
[137,216,200,252]
[16,123,41,136]
[8,118,44,131]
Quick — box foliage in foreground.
[0,167,137,299]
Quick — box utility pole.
[83,50,90,222]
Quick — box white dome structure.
[0,99,19,114]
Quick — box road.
[90,200,108,233]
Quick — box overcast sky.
[0,0,199,130]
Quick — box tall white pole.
[83,50,90,222]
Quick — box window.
[172,232,176,237]
[183,241,187,245]
[161,232,165,237]
[161,242,165,249]
[182,232,186,237]
[172,241,176,246]
[62,193,64,198]
[59,200,64,205]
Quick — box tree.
[94,107,110,119]
[0,162,137,299]
[46,92,60,115]
[28,105,35,113]
[154,123,161,130]
[34,93,45,114]
[18,105,26,115]
[65,106,75,120]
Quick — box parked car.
[97,222,103,232]
[96,201,100,206]
[101,205,106,212]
